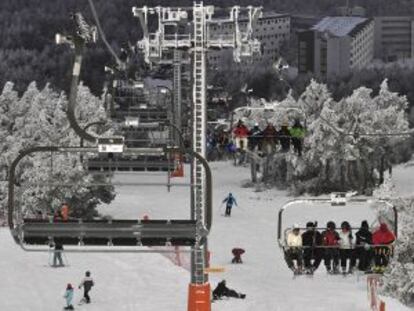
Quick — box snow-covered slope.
[0,162,411,311]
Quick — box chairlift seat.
[20,219,197,246]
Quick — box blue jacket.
[64,288,74,306]
[223,195,237,207]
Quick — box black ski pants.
[225,205,232,216]
[83,288,91,303]
[285,248,303,269]
[356,247,373,271]
[303,248,323,270]
[324,248,339,270]
[339,249,356,269]
[374,246,391,267]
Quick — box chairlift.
[277,196,398,272]
[8,146,211,253]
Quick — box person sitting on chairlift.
[338,221,356,274]
[285,224,303,274]
[322,221,340,274]
[372,222,395,273]
[301,221,323,274]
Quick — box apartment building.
[298,16,374,79]
[374,16,414,62]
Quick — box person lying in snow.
[212,280,246,300]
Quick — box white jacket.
[287,232,302,247]
[338,231,355,249]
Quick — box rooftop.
[312,16,368,37]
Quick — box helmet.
[67,283,73,289]
[306,222,315,229]
[341,221,350,230]
[327,221,336,230]
[293,223,300,230]
[85,271,91,277]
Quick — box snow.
[0,162,412,311]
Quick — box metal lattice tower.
[133,1,262,288]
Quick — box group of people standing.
[285,220,395,275]
[206,119,306,162]
[232,119,306,156]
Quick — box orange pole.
[188,283,211,311]
[379,301,386,311]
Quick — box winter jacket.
[356,228,372,246]
[372,223,395,245]
[338,230,355,249]
[262,125,277,140]
[322,230,340,246]
[287,232,302,247]
[61,204,69,221]
[223,195,237,207]
[289,126,305,139]
[233,125,249,138]
[302,230,323,247]
[79,277,94,292]
[278,126,291,150]
[64,289,74,306]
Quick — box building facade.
[207,12,291,69]
[298,17,374,80]
[374,16,414,62]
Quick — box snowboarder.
[52,242,65,267]
[338,221,356,274]
[212,280,246,300]
[222,193,238,217]
[355,220,373,272]
[231,248,245,264]
[322,221,340,274]
[372,223,395,273]
[301,222,323,273]
[63,283,74,310]
[285,224,303,274]
[78,271,94,304]
[289,119,305,156]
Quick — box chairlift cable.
[87,0,123,67]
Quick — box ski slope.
[0,162,411,311]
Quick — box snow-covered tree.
[381,198,414,307]
[0,82,114,222]
[238,79,410,195]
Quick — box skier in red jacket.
[233,120,249,151]
[372,223,395,273]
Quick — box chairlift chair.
[8,146,211,253]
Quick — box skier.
[338,221,356,274]
[212,280,246,300]
[322,221,340,274]
[355,220,373,272]
[78,271,94,304]
[63,283,74,310]
[222,193,238,217]
[52,242,65,267]
[285,224,303,274]
[372,223,395,273]
[289,119,305,156]
[231,248,245,264]
[277,122,291,152]
[301,222,323,274]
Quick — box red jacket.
[322,230,339,246]
[372,223,395,245]
[233,125,249,138]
